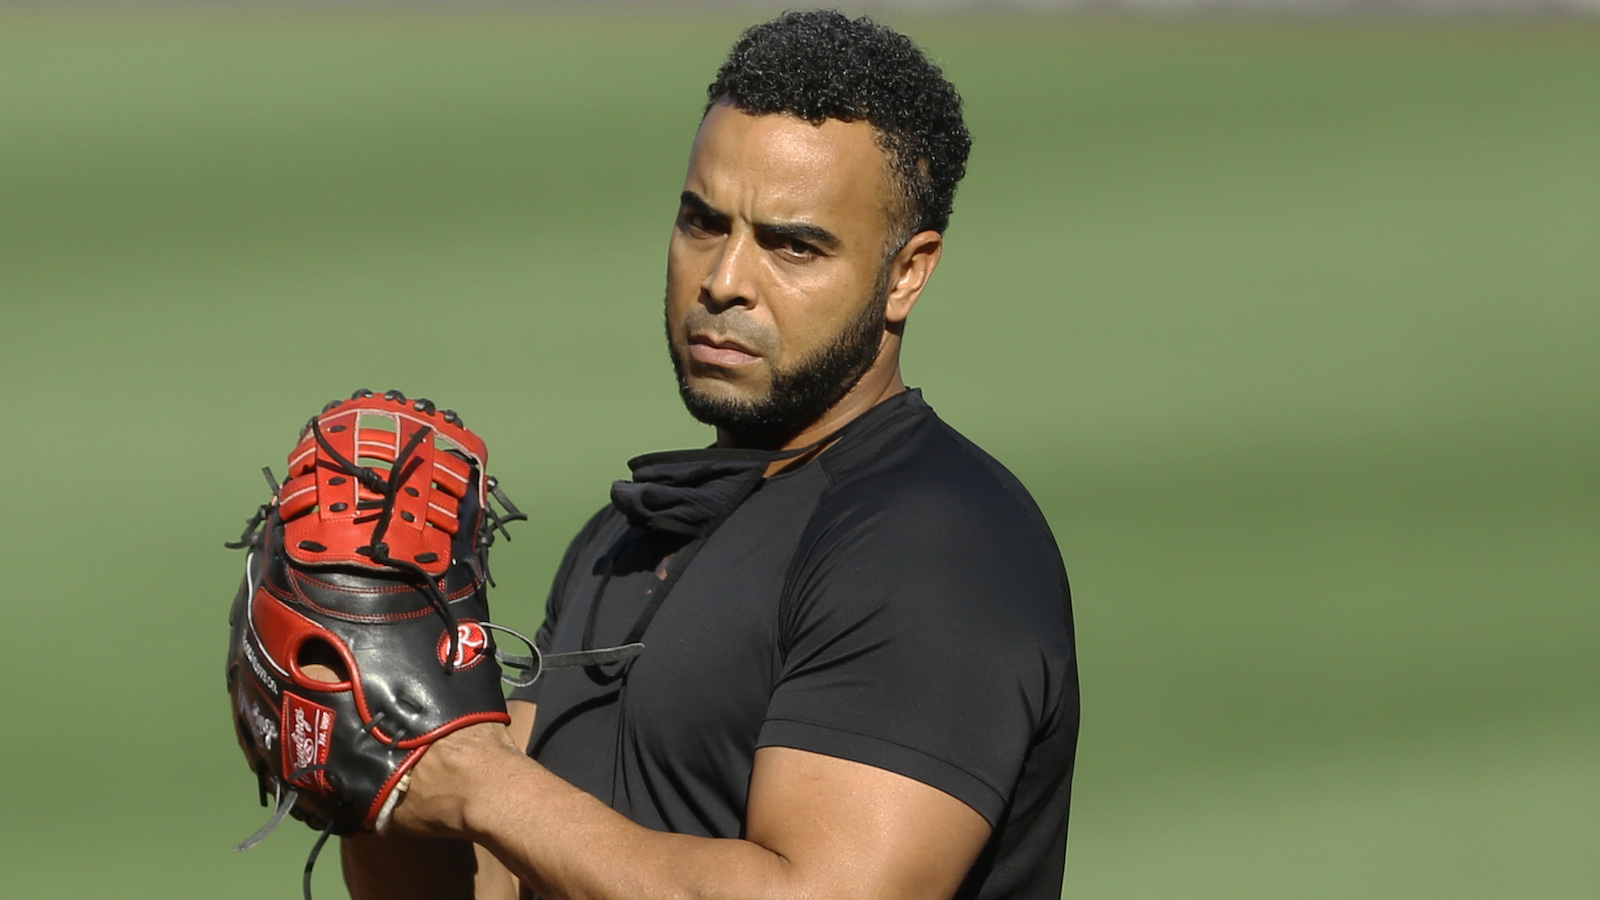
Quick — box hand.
[389,722,525,840]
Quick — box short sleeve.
[508,506,613,706]
[757,480,1072,826]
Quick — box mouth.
[687,333,762,368]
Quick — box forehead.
[685,102,892,230]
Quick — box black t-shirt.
[513,389,1078,898]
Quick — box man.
[343,11,1078,899]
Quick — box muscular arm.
[392,723,992,900]
[342,700,538,900]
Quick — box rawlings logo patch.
[283,693,334,793]
[438,620,491,670]
[238,689,278,752]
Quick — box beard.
[668,265,892,449]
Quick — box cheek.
[769,273,876,354]
[663,248,698,326]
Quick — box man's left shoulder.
[815,397,1064,576]
[789,397,1072,654]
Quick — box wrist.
[374,770,415,834]
[391,722,519,840]
[454,729,530,843]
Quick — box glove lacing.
[233,765,336,900]
[309,418,468,676]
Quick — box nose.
[702,231,759,311]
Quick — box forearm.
[462,748,795,900]
[394,725,987,900]
[344,701,538,900]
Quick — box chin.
[683,373,770,410]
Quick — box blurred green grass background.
[1,8,1595,898]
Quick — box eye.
[759,232,820,261]
[679,209,722,237]
[779,239,816,260]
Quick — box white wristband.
[373,771,413,835]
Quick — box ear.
[883,231,944,325]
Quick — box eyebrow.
[679,190,841,252]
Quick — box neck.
[716,357,907,473]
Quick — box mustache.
[679,307,778,356]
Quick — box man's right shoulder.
[545,503,627,614]
[569,503,627,553]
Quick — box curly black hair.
[706,10,971,242]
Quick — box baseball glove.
[224,390,639,897]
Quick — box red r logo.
[439,620,490,670]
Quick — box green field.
[1,9,1595,899]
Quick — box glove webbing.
[310,418,465,674]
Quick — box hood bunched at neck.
[610,449,782,537]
